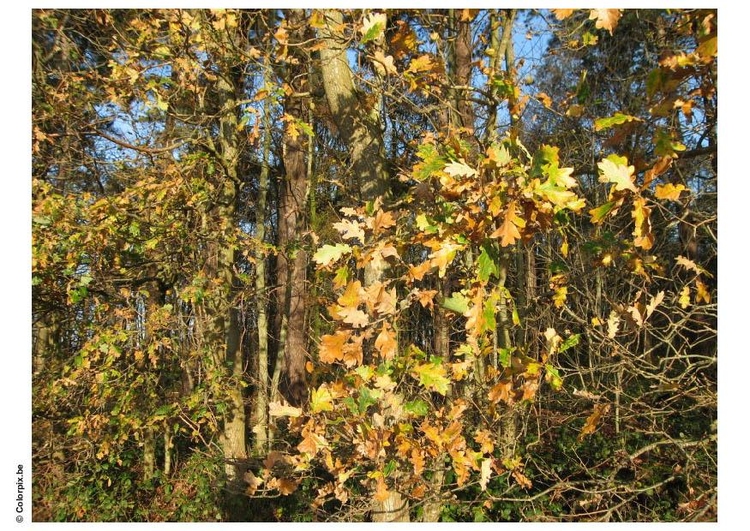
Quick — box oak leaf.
[589,9,621,35]
[655,183,686,201]
[333,218,365,243]
[312,243,352,267]
[374,322,398,360]
[598,156,637,193]
[443,160,478,179]
[412,360,450,395]
[578,403,611,441]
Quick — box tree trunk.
[318,10,407,522]
[252,32,274,452]
[276,9,312,407]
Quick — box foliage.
[32,8,716,522]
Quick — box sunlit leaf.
[313,243,352,267]
[589,9,621,34]
[598,156,637,193]
[654,183,686,201]
[412,359,450,395]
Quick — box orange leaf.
[654,183,686,201]
[578,403,610,441]
[589,9,621,35]
[374,322,397,360]
[553,9,575,20]
[319,331,350,364]
[374,476,391,502]
[276,478,298,495]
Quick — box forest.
[31,8,717,522]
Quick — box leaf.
[276,478,299,495]
[679,286,691,309]
[318,331,350,364]
[607,310,620,339]
[589,200,617,224]
[594,112,640,132]
[552,286,568,308]
[598,156,637,193]
[268,401,303,417]
[695,278,711,304]
[631,196,654,250]
[443,160,478,179]
[374,475,391,502]
[578,403,611,441]
[313,244,352,267]
[536,92,552,108]
[479,458,493,491]
[654,183,686,201]
[491,202,525,247]
[374,322,398,360]
[589,9,621,34]
[477,246,499,283]
[676,255,711,277]
[488,380,513,404]
[361,12,387,43]
[553,9,575,20]
[333,219,365,243]
[406,54,436,74]
[311,385,335,413]
[412,360,450,395]
[372,50,398,76]
[645,291,665,319]
[404,399,429,417]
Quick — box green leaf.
[442,292,470,315]
[559,334,580,353]
[589,201,617,224]
[477,246,499,283]
[412,360,450,395]
[312,244,352,267]
[404,399,429,417]
[594,112,640,132]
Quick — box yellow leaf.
[632,196,654,250]
[695,278,711,304]
[552,286,568,308]
[654,183,686,201]
[311,385,335,413]
[679,286,691,309]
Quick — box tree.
[32,8,717,522]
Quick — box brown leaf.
[578,403,611,441]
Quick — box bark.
[276,9,311,407]
[319,10,389,202]
[252,51,273,452]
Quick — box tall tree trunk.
[207,53,248,492]
[276,9,312,407]
[318,10,406,522]
[253,48,273,452]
